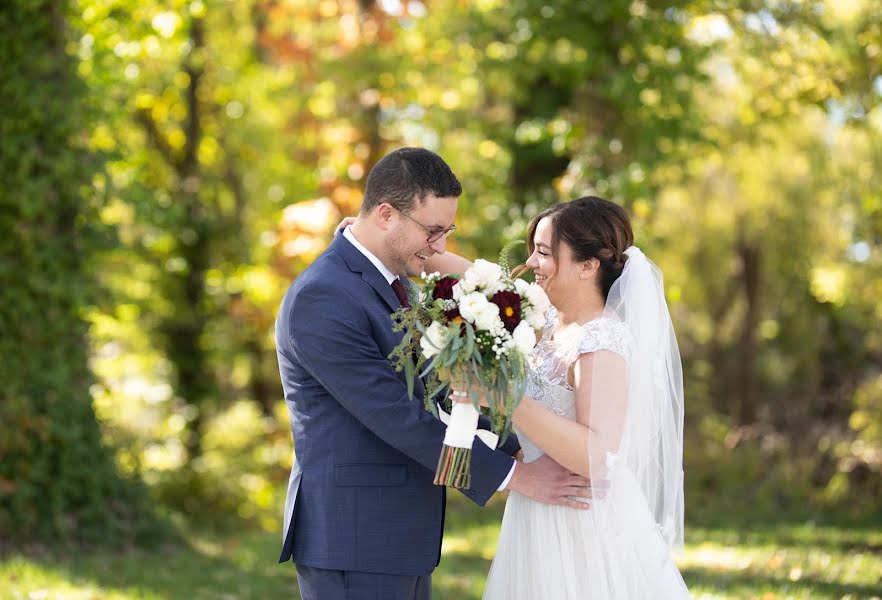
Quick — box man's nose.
[429,236,447,254]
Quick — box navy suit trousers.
[296,564,431,600]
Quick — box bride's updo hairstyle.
[521,196,634,300]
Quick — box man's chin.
[406,258,428,276]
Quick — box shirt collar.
[343,225,398,285]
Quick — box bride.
[428,196,690,599]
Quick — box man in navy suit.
[275,147,588,599]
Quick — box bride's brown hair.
[513,196,634,300]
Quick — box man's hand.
[505,454,593,509]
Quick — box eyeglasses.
[396,209,456,243]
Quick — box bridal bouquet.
[389,251,550,489]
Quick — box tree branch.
[135,108,179,168]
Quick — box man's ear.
[375,202,395,230]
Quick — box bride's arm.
[510,351,628,478]
[424,250,472,275]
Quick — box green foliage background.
[2,0,881,558]
[0,0,161,545]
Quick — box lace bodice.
[519,307,633,463]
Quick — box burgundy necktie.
[390,278,410,309]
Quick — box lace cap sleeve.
[573,318,633,363]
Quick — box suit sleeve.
[477,414,521,457]
[496,428,521,457]
[286,282,514,505]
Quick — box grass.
[2,494,881,599]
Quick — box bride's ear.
[579,257,601,281]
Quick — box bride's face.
[525,217,582,304]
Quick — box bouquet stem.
[434,446,472,488]
[434,397,479,488]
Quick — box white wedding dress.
[483,309,691,599]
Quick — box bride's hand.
[333,216,357,235]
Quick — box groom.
[275,147,587,599]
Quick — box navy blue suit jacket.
[275,234,519,576]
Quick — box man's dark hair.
[360,147,462,214]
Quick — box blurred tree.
[0,0,159,544]
[826,2,882,503]
[653,0,882,514]
[460,0,708,209]
[77,0,304,464]
[73,0,314,517]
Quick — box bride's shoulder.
[577,318,633,359]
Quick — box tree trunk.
[141,15,215,462]
[177,15,211,462]
[735,229,761,424]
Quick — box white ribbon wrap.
[438,403,499,449]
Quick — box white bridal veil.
[588,246,685,549]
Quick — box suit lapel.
[332,235,400,312]
[331,235,426,398]
[364,271,402,313]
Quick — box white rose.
[513,278,531,295]
[512,320,537,355]
[420,321,449,359]
[473,303,502,332]
[463,259,504,295]
[454,279,475,299]
[525,283,551,313]
[526,310,546,330]
[458,291,491,324]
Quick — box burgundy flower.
[444,306,462,323]
[491,290,522,333]
[432,276,458,301]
